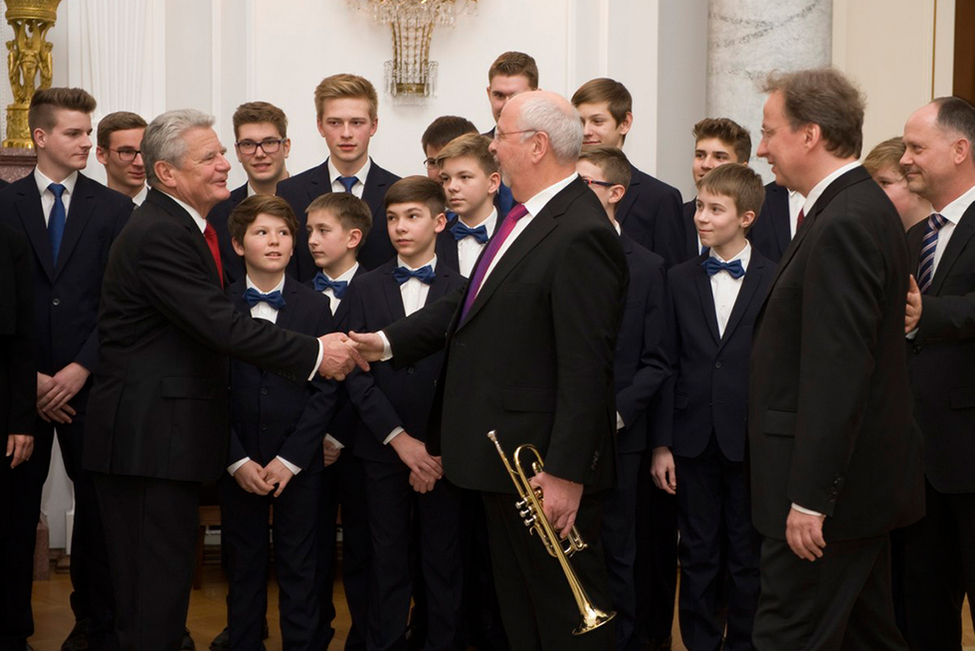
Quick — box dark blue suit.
[750,182,792,264]
[206,182,248,284]
[220,276,337,651]
[0,172,132,648]
[277,159,400,279]
[657,249,774,651]
[616,164,684,268]
[434,201,507,277]
[682,199,705,262]
[344,259,466,651]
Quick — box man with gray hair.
[351,90,627,649]
[83,108,366,649]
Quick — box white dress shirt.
[456,208,498,278]
[133,185,148,206]
[34,168,79,225]
[328,157,372,199]
[927,183,975,277]
[709,242,751,338]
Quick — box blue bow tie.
[313,272,349,299]
[392,265,435,285]
[702,257,745,279]
[450,220,489,244]
[243,287,286,310]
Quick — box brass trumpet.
[487,430,616,635]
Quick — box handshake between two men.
[315,330,388,380]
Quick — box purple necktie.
[460,203,529,322]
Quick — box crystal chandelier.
[350,0,477,104]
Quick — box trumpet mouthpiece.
[487,430,498,443]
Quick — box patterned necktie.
[313,271,349,299]
[460,203,529,322]
[243,287,286,310]
[392,265,435,285]
[337,175,359,194]
[48,183,66,264]
[917,213,948,294]
[702,257,745,279]
[203,223,224,288]
[451,220,489,244]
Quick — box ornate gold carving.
[4,0,62,148]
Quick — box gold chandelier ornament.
[3,0,61,148]
[350,0,476,105]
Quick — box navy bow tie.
[702,257,745,279]
[393,265,435,285]
[313,272,349,299]
[450,220,489,244]
[243,287,286,310]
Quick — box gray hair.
[142,109,215,188]
[517,95,583,165]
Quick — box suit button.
[407,366,416,375]
[52,298,60,306]
[715,361,722,369]
[913,345,922,354]
[261,388,268,395]
[261,424,267,431]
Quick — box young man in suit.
[577,146,670,651]
[484,51,538,136]
[278,74,400,278]
[421,115,478,180]
[82,108,365,650]
[95,110,147,204]
[221,195,337,650]
[305,192,374,651]
[351,91,627,651]
[653,164,771,651]
[749,68,923,650]
[0,87,134,651]
[344,177,466,651]
[896,97,975,650]
[208,101,293,285]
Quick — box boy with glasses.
[96,110,148,204]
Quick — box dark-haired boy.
[577,146,670,651]
[421,116,478,180]
[652,164,772,651]
[221,194,338,650]
[344,176,466,651]
[96,110,148,204]
[0,87,133,651]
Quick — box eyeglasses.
[581,177,615,188]
[423,157,438,169]
[235,138,286,155]
[109,147,141,162]
[493,128,537,142]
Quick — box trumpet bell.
[574,605,617,636]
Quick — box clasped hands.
[233,458,295,497]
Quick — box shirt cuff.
[324,434,345,450]
[276,455,301,476]
[791,503,825,517]
[616,412,625,431]
[308,338,325,381]
[379,330,393,361]
[227,457,250,476]
[384,426,405,445]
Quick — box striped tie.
[917,213,947,294]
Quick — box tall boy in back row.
[278,74,400,279]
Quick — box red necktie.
[796,208,805,231]
[203,223,224,288]
[460,203,529,322]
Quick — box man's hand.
[905,274,922,334]
[36,363,90,415]
[39,403,77,425]
[786,508,827,561]
[530,471,584,539]
[6,434,34,469]
[650,446,677,495]
[261,458,296,498]
[233,460,274,495]
[348,331,386,362]
[390,433,442,486]
[409,469,437,494]
[322,439,342,467]
[318,332,369,380]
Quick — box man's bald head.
[503,90,583,165]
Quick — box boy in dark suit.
[0,87,133,651]
[344,177,466,651]
[304,192,374,650]
[652,164,772,651]
[95,110,148,205]
[221,194,338,650]
[577,146,670,651]
[278,74,401,278]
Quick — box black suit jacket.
[616,164,684,268]
[344,260,465,463]
[228,277,337,473]
[384,177,628,493]
[681,199,701,262]
[83,189,320,482]
[614,233,669,455]
[207,183,248,285]
[0,172,132,378]
[435,203,508,276]
[0,223,35,440]
[658,249,774,462]
[906,200,975,493]
[748,166,924,541]
[750,182,792,264]
[276,159,400,278]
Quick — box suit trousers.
[753,535,907,651]
[600,451,642,651]
[94,473,199,651]
[481,491,614,651]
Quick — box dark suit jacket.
[0,172,132,378]
[748,166,924,541]
[228,277,337,473]
[616,164,684,268]
[681,199,701,262]
[344,259,465,463]
[207,182,248,284]
[614,233,670,455]
[434,202,508,276]
[0,223,35,439]
[276,159,400,278]
[906,200,975,493]
[750,182,792,264]
[83,189,320,482]
[384,177,628,493]
[658,249,774,462]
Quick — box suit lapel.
[425,265,455,305]
[306,161,331,204]
[333,266,365,330]
[14,179,56,282]
[717,255,767,351]
[382,269,408,322]
[436,224,461,273]
[275,277,299,331]
[361,160,392,211]
[930,203,975,295]
[693,260,721,345]
[55,174,96,277]
[615,164,641,227]
[770,186,792,255]
[149,190,222,287]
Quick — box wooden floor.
[29,560,975,651]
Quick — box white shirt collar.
[162,191,208,233]
[802,161,861,217]
[396,255,437,271]
[710,239,751,272]
[327,262,360,283]
[327,157,372,187]
[522,173,578,219]
[935,184,975,226]
[35,168,78,197]
[245,274,286,294]
[133,185,148,206]
[460,206,499,235]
